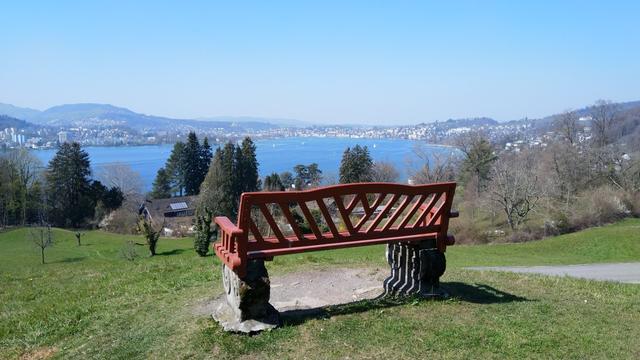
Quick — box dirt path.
[269,267,387,311]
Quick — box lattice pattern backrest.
[236,182,456,251]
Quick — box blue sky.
[1,1,639,125]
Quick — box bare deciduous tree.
[489,152,542,230]
[6,149,42,225]
[28,223,53,264]
[96,163,144,200]
[555,110,580,145]
[408,143,458,184]
[590,99,619,147]
[371,161,400,183]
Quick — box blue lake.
[33,137,458,190]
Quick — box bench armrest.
[214,216,244,236]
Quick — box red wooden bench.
[214,182,458,277]
[212,182,458,332]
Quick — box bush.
[568,186,629,230]
[102,200,139,234]
[119,240,139,261]
[621,191,640,217]
[450,215,492,244]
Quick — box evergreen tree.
[166,141,186,196]
[198,138,260,222]
[239,137,260,194]
[194,207,213,256]
[159,133,212,197]
[339,145,373,184]
[45,142,93,227]
[307,163,323,187]
[200,137,213,184]
[199,146,237,221]
[150,168,172,199]
[263,173,284,191]
[292,163,322,189]
[459,137,497,192]
[183,132,203,196]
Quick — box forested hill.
[0,115,33,129]
[0,103,280,132]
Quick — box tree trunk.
[41,248,45,264]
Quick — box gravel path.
[467,262,640,284]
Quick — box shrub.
[119,240,139,261]
[621,191,640,217]
[450,215,492,244]
[568,186,629,230]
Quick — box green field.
[1,219,639,359]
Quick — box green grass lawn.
[1,219,639,359]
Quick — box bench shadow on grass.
[280,282,529,326]
[444,282,530,304]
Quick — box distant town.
[0,100,635,153]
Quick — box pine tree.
[200,137,213,184]
[460,137,497,193]
[151,168,172,199]
[196,137,261,255]
[45,142,93,227]
[339,145,373,184]
[263,173,284,191]
[239,137,260,194]
[194,207,213,256]
[166,141,186,196]
[199,146,237,221]
[183,132,202,196]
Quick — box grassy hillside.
[0,220,639,359]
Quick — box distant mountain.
[530,100,640,129]
[0,103,281,132]
[0,114,32,129]
[417,117,498,129]
[0,103,41,120]
[197,116,309,128]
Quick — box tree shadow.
[279,282,529,326]
[156,248,186,256]
[55,256,86,263]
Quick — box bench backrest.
[236,182,457,259]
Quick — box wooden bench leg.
[383,241,448,298]
[212,259,280,332]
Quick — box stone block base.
[383,241,448,298]
[212,260,280,333]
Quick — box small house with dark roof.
[140,195,198,236]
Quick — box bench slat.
[382,194,413,232]
[334,195,355,235]
[298,201,324,240]
[316,198,341,239]
[397,194,427,229]
[353,193,387,232]
[246,225,442,251]
[278,202,306,241]
[366,193,401,233]
[247,232,440,258]
[258,203,287,243]
[345,193,362,213]
[247,217,265,243]
[411,193,441,228]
